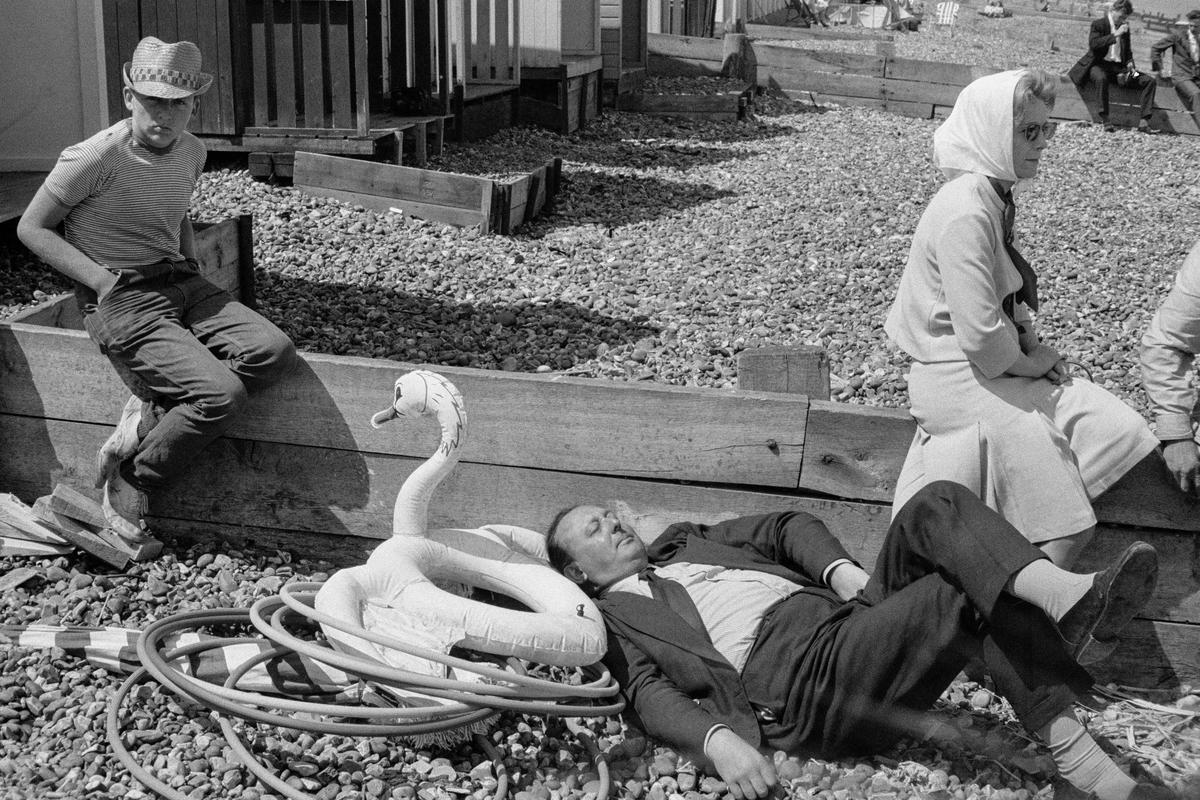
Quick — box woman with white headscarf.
[884,69,1159,568]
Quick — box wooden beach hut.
[519,0,605,133]
[601,0,650,104]
[0,2,107,221]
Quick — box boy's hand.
[95,272,120,302]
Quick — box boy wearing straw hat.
[17,37,297,546]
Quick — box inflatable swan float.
[314,370,606,679]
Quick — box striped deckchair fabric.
[935,0,961,30]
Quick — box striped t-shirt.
[43,118,206,270]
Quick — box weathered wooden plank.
[646,55,724,77]
[647,32,726,62]
[800,400,1200,532]
[619,93,745,113]
[273,0,298,127]
[761,69,886,102]
[249,0,271,125]
[0,327,809,489]
[300,0,326,127]
[6,412,1197,627]
[882,77,970,108]
[799,400,912,501]
[746,23,894,42]
[0,537,70,558]
[1089,618,1200,690]
[0,412,843,552]
[787,92,935,119]
[884,57,994,86]
[296,186,490,230]
[753,43,885,77]
[327,0,354,128]
[737,346,830,399]
[293,152,493,212]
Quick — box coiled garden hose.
[105,586,623,800]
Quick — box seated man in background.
[1140,240,1200,495]
[1068,0,1158,132]
[548,482,1173,800]
[1150,10,1200,132]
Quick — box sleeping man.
[546,481,1172,800]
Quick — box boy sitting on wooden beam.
[17,37,296,546]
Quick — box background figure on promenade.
[547,482,1169,800]
[1150,10,1200,132]
[1068,0,1158,132]
[884,68,1159,567]
[17,37,296,544]
[1140,240,1200,495]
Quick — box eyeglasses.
[1017,121,1058,142]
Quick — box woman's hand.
[1006,344,1071,384]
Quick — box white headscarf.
[932,69,1025,184]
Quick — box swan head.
[371,370,465,430]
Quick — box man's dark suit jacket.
[1150,30,1200,81]
[1069,16,1135,85]
[594,512,853,765]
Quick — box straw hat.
[122,36,213,98]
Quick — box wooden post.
[721,32,754,83]
[236,213,257,310]
[736,345,831,399]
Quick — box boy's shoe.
[1056,542,1158,664]
[96,395,144,489]
[102,470,150,545]
[1137,119,1159,134]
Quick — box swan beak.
[370,406,398,428]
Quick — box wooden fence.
[646,29,1200,134]
[0,262,1197,688]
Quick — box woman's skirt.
[893,360,1158,543]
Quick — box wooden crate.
[292,151,562,233]
[519,56,604,133]
[1,311,1197,688]
[618,83,754,120]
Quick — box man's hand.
[1162,440,1200,496]
[706,728,778,800]
[1114,23,1129,35]
[828,562,870,601]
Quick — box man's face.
[1189,19,1200,36]
[1113,8,1130,25]
[124,87,195,150]
[556,505,648,592]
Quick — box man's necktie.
[988,178,1040,324]
[644,569,712,644]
